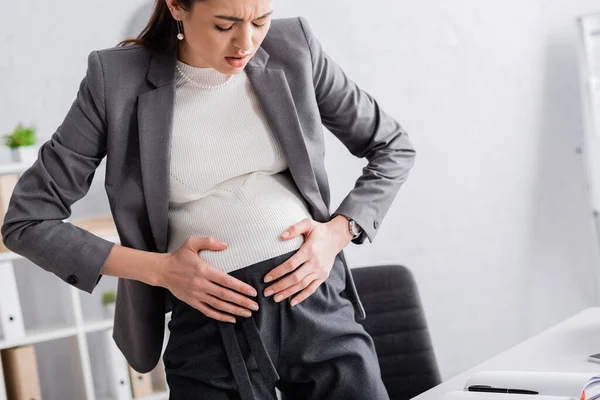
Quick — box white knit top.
[166,59,312,273]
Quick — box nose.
[233,25,253,54]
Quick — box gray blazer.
[1,16,415,373]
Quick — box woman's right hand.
[160,237,259,323]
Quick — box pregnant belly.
[167,172,313,268]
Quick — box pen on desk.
[509,389,540,395]
[468,385,539,395]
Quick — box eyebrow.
[214,11,273,22]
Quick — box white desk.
[412,307,600,400]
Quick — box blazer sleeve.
[297,16,417,245]
[1,50,116,294]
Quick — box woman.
[1,0,416,398]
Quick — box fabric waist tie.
[218,316,279,400]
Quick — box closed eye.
[215,23,266,32]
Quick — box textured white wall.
[1,0,600,382]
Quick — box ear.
[164,0,184,20]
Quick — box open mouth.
[225,54,250,67]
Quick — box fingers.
[185,236,228,252]
[264,265,314,299]
[263,246,310,283]
[195,301,237,324]
[269,272,320,303]
[280,218,313,240]
[203,280,260,313]
[289,279,324,307]
[199,292,255,319]
[203,265,258,298]
[172,236,262,324]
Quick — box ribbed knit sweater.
[166,59,311,273]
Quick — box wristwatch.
[348,218,363,239]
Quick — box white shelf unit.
[0,163,171,400]
[0,163,30,176]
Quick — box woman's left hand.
[262,217,352,307]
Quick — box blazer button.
[373,220,379,229]
[67,275,79,285]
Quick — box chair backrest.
[351,264,441,400]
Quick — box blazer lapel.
[137,50,176,254]
[244,64,326,220]
[137,47,326,254]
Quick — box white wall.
[274,0,600,379]
[1,0,600,382]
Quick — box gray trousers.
[163,249,390,400]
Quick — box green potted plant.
[102,290,117,319]
[4,123,37,164]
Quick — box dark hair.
[118,0,200,53]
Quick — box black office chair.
[351,265,441,400]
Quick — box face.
[166,0,274,74]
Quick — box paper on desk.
[442,392,575,400]
[465,371,600,399]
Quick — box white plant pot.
[103,302,116,320]
[18,146,39,166]
[10,148,20,163]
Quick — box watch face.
[349,220,360,237]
